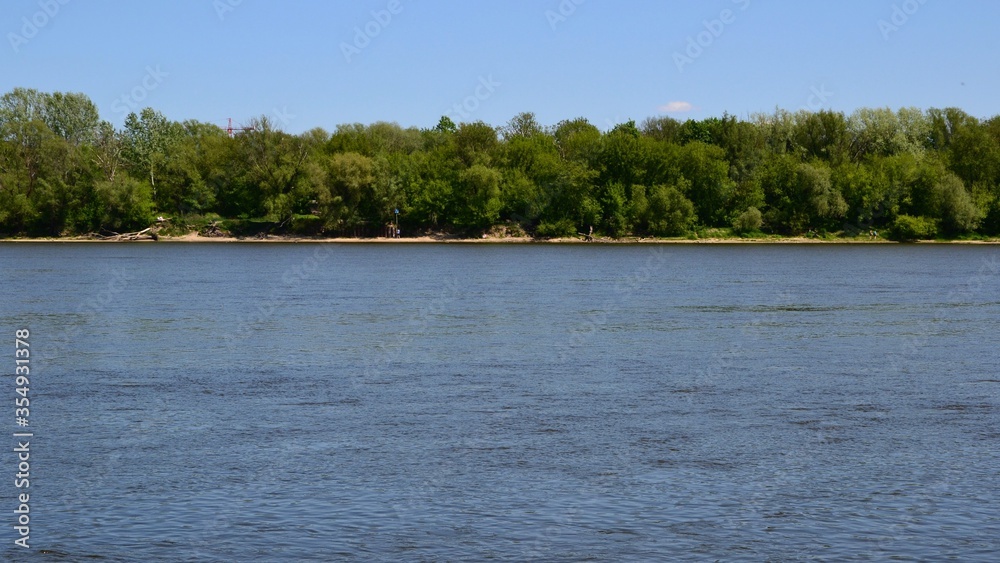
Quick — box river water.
[1,243,998,561]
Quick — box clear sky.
[3,0,997,133]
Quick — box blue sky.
[3,0,998,133]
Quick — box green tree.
[554,117,601,163]
[640,116,681,144]
[0,91,80,234]
[540,159,599,231]
[455,164,502,231]
[890,214,938,242]
[321,151,375,229]
[501,169,543,226]
[794,110,850,162]
[501,112,545,141]
[948,121,1000,193]
[599,182,632,236]
[122,108,181,205]
[599,120,647,189]
[43,92,100,146]
[752,109,797,155]
[758,156,846,233]
[3,95,1000,240]
[328,122,422,157]
[792,162,847,230]
[832,160,890,233]
[90,121,125,183]
[927,107,977,151]
[155,120,229,217]
[732,206,763,235]
[454,121,499,167]
[677,141,733,226]
[231,116,318,225]
[434,116,457,134]
[91,177,155,232]
[645,183,696,236]
[931,173,981,234]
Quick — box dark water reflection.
[1,243,998,561]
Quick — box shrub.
[535,219,577,239]
[732,207,764,236]
[932,174,981,234]
[92,178,154,232]
[890,215,938,242]
[647,184,696,236]
[290,214,324,235]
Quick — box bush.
[534,219,578,239]
[92,178,154,232]
[732,207,764,236]
[889,215,938,242]
[225,217,276,237]
[981,199,1000,236]
[933,174,981,234]
[290,214,324,235]
[647,184,696,236]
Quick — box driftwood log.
[95,227,158,241]
[91,216,173,241]
[199,221,228,238]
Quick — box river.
[1,243,998,561]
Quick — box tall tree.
[122,108,180,204]
[232,116,319,225]
[43,92,100,146]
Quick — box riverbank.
[2,233,998,244]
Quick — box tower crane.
[226,118,257,138]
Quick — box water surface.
[1,243,998,561]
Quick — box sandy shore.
[2,233,998,244]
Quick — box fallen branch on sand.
[199,221,229,238]
[93,227,159,241]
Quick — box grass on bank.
[3,213,999,243]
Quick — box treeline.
[2,87,999,240]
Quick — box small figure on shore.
[396,228,401,239]
[873,229,878,240]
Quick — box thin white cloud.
[658,101,694,113]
